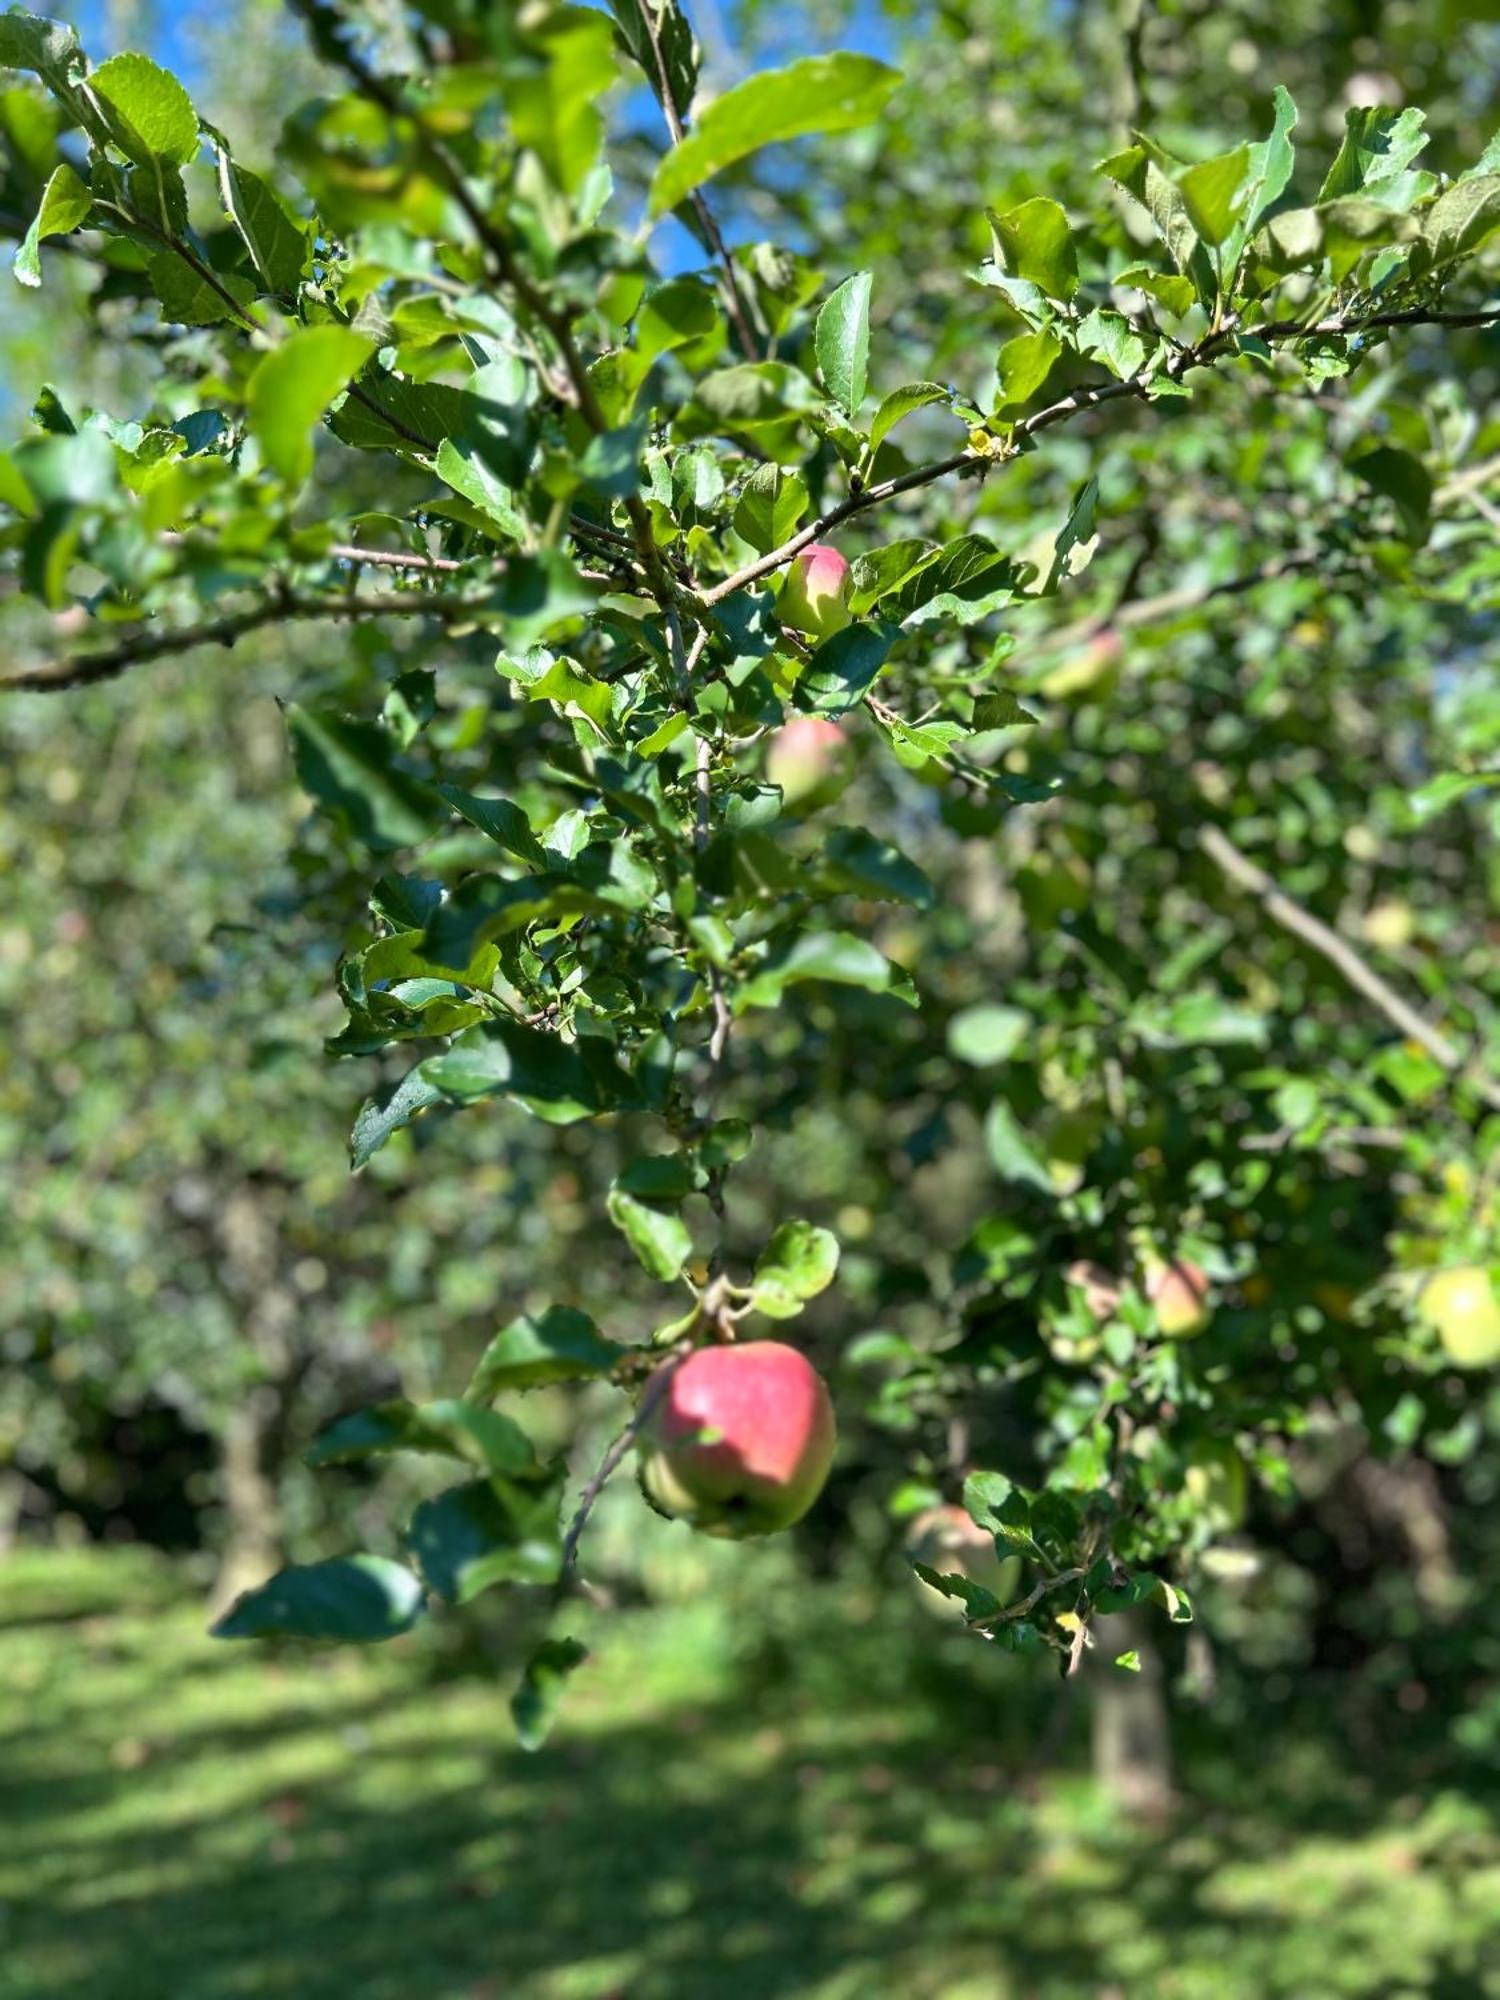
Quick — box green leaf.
[995,328,1062,412]
[1349,443,1433,543]
[350,1063,446,1168]
[984,1102,1054,1192]
[815,270,873,416]
[822,826,933,906]
[1178,144,1251,247]
[468,1305,623,1396]
[1318,105,1429,201]
[12,161,90,287]
[407,1471,566,1603]
[438,783,547,868]
[635,275,718,362]
[247,326,377,485]
[1130,989,1268,1048]
[1406,771,1500,823]
[868,381,950,454]
[732,462,809,554]
[143,246,254,327]
[751,1220,840,1318]
[911,1563,1001,1622]
[607,1184,694,1281]
[962,1470,1016,1529]
[306,1399,541,1475]
[990,195,1077,300]
[512,1637,589,1751]
[794,622,896,716]
[606,0,698,122]
[434,436,526,542]
[216,154,308,294]
[423,1020,637,1125]
[947,1003,1029,1066]
[736,930,907,1010]
[648,53,901,215]
[1245,84,1298,228]
[286,704,444,852]
[1114,1650,1143,1672]
[212,1556,425,1643]
[1416,173,1500,271]
[0,12,84,94]
[89,50,200,167]
[1044,477,1100,595]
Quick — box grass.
[3,1546,1500,2000]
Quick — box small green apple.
[779,542,851,641]
[1417,1266,1500,1368]
[636,1340,837,1537]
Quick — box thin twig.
[328,543,467,573]
[2,586,512,693]
[1198,822,1500,1112]
[557,1357,684,1582]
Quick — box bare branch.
[1198,823,1500,1113]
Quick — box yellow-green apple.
[1146,1255,1212,1337]
[765,715,850,809]
[1183,1440,1248,1533]
[905,1503,1021,1618]
[636,1341,836,1537]
[779,542,851,640]
[1417,1266,1500,1368]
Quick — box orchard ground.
[5,1547,1500,2000]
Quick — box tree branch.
[1,587,510,693]
[1198,822,1500,1113]
[701,302,1500,608]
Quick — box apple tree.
[2,0,1499,1749]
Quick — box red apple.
[636,1341,837,1537]
[779,542,851,641]
[765,715,850,808]
[1146,1256,1212,1338]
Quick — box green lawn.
[4,1546,1500,2000]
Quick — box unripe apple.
[905,1504,1021,1619]
[1038,626,1123,703]
[1183,1440,1248,1533]
[1146,1256,1212,1338]
[765,715,850,809]
[779,542,851,641]
[636,1340,836,1537]
[1417,1266,1500,1368]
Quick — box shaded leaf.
[212,1556,424,1643]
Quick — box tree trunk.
[209,1391,283,1615]
[1089,1607,1175,1819]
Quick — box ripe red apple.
[1147,1256,1212,1337]
[779,542,851,641]
[905,1503,1020,1618]
[765,715,850,808]
[1417,1266,1500,1368]
[636,1341,837,1537]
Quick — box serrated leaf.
[1178,144,1251,247]
[649,53,900,214]
[736,930,906,1011]
[89,50,200,167]
[732,462,808,553]
[794,622,896,715]
[408,1471,566,1603]
[607,1184,693,1280]
[307,1399,541,1474]
[751,1220,839,1318]
[1318,105,1429,201]
[962,1469,1017,1529]
[911,1562,1001,1622]
[287,703,444,852]
[512,1637,589,1750]
[868,381,950,454]
[468,1306,623,1396]
[247,325,376,485]
[12,162,90,287]
[212,1556,424,1643]
[990,195,1077,300]
[216,153,308,294]
[815,270,872,416]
